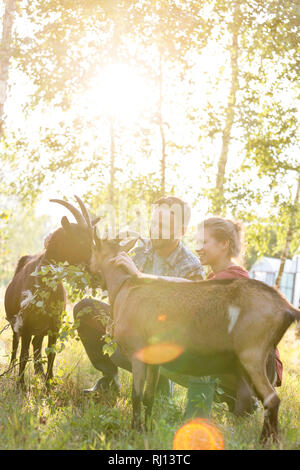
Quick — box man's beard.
[151,238,174,250]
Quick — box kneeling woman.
[190,217,282,416]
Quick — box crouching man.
[73,196,204,395]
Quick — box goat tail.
[288,306,300,323]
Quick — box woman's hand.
[114,252,140,276]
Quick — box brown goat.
[4,196,98,388]
[90,233,300,442]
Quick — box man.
[73,196,204,394]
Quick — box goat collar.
[106,272,132,311]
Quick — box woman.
[197,217,249,280]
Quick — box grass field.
[0,290,299,450]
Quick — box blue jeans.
[184,377,217,419]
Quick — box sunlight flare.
[83,63,154,121]
[173,419,224,450]
[134,342,184,365]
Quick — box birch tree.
[0,0,17,136]
[214,0,241,215]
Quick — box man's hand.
[186,273,204,281]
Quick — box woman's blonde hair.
[203,217,245,261]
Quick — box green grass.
[0,293,299,450]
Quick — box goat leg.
[260,389,280,444]
[131,357,147,431]
[18,332,32,390]
[32,335,45,377]
[45,333,58,386]
[10,331,19,367]
[234,374,256,416]
[260,401,280,445]
[143,365,159,431]
[239,351,280,443]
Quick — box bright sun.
[82,63,154,121]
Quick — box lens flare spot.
[134,342,183,365]
[157,314,167,322]
[173,419,224,450]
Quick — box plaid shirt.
[131,239,204,280]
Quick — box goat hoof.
[259,431,268,446]
[259,431,279,447]
[16,381,27,392]
[83,376,120,394]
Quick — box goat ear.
[92,217,101,227]
[120,238,138,253]
[93,226,102,249]
[61,216,71,233]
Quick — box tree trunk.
[109,116,116,206]
[0,0,17,137]
[158,53,166,196]
[214,0,240,214]
[275,171,300,289]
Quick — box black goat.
[4,196,98,388]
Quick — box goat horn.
[49,199,86,227]
[74,195,92,230]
